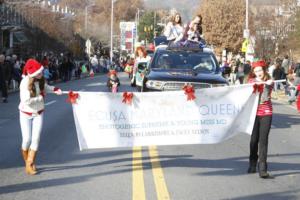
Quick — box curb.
[6,72,105,94]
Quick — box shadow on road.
[272,114,300,129]
[128,152,300,178]
[225,189,300,200]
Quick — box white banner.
[72,85,259,150]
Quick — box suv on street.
[143,45,228,91]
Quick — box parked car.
[143,45,228,91]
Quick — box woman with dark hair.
[19,59,62,175]
[247,60,274,179]
[0,54,8,103]
[163,13,184,44]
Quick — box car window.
[153,51,216,72]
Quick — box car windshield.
[153,51,217,73]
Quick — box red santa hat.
[251,60,267,69]
[23,59,44,77]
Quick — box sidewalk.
[6,72,103,94]
[272,90,298,110]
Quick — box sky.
[144,0,200,21]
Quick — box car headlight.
[146,80,164,90]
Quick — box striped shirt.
[249,78,273,116]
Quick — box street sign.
[243,29,250,39]
[242,39,249,53]
[85,39,91,56]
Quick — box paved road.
[0,73,299,200]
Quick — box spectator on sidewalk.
[285,68,299,104]
[243,60,251,83]
[272,62,285,98]
[281,55,290,79]
[294,62,300,86]
[4,55,13,90]
[235,61,245,84]
[0,54,8,103]
[90,55,99,73]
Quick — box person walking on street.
[247,60,274,179]
[19,59,62,175]
[272,61,285,99]
[235,61,245,84]
[0,54,8,103]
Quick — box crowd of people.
[220,55,300,105]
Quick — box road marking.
[132,146,146,200]
[45,100,56,106]
[149,146,170,200]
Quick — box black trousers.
[0,78,8,99]
[249,115,272,164]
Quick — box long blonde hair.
[28,77,45,97]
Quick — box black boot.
[258,162,270,178]
[247,160,257,173]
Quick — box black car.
[143,45,228,91]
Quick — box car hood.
[146,69,227,84]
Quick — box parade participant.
[131,46,151,86]
[163,13,184,44]
[19,59,62,175]
[107,70,120,93]
[247,60,274,178]
[124,57,135,79]
[183,14,203,40]
[187,22,202,43]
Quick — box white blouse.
[163,22,184,42]
[19,76,55,114]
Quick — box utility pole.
[85,6,87,38]
[136,8,141,42]
[110,0,114,63]
[153,11,156,37]
[246,0,249,30]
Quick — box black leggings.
[0,79,8,99]
[249,115,272,164]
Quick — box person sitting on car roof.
[183,14,203,40]
[163,13,184,44]
[187,22,202,43]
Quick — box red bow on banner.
[122,92,133,105]
[67,91,79,104]
[183,85,196,101]
[252,83,264,94]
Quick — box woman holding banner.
[247,60,274,179]
[19,59,62,175]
